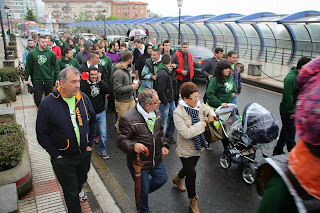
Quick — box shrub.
[7,45,17,51]
[9,41,16,46]
[0,121,25,171]
[11,33,16,39]
[0,67,19,82]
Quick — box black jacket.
[80,80,112,113]
[79,63,109,83]
[201,57,224,78]
[36,88,97,159]
[117,106,168,170]
[155,64,174,105]
[135,44,152,80]
[161,49,179,79]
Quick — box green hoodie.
[24,47,60,82]
[280,67,299,114]
[99,54,113,74]
[58,56,80,71]
[206,75,237,108]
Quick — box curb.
[242,77,283,94]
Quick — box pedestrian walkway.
[0,38,121,213]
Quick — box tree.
[24,8,37,22]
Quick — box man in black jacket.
[155,54,176,144]
[162,40,179,104]
[36,67,96,213]
[118,88,169,213]
[80,67,112,159]
[201,47,224,80]
[79,51,109,83]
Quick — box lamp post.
[103,9,107,36]
[4,5,10,39]
[0,6,9,60]
[75,15,77,32]
[177,0,183,45]
[8,14,12,34]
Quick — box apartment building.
[112,1,148,19]
[42,0,113,24]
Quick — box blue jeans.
[273,112,296,153]
[129,161,168,213]
[159,102,175,138]
[96,111,107,153]
[231,94,238,106]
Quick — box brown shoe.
[173,172,186,192]
[189,195,200,213]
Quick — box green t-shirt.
[231,64,235,70]
[63,96,80,146]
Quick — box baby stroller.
[216,103,279,184]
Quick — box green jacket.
[24,47,60,82]
[58,56,80,71]
[72,46,79,58]
[99,54,113,74]
[206,75,237,108]
[280,67,299,114]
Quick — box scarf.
[137,103,156,133]
[183,104,208,151]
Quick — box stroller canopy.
[242,103,279,144]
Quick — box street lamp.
[177,0,183,45]
[103,9,107,36]
[8,14,12,34]
[0,5,9,60]
[75,15,77,32]
[4,5,10,39]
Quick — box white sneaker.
[79,189,87,201]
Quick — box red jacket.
[175,51,194,81]
[51,45,62,60]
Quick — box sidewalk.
[0,38,121,213]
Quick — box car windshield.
[189,46,214,58]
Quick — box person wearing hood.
[175,42,194,91]
[155,54,176,144]
[48,38,62,60]
[23,39,35,65]
[162,40,179,104]
[273,56,312,156]
[135,44,153,85]
[105,41,119,64]
[58,48,80,71]
[76,40,94,65]
[256,56,320,213]
[24,35,60,107]
[80,67,112,160]
[112,51,139,130]
[141,48,162,89]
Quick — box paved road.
[19,38,283,212]
[97,82,282,213]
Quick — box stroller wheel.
[219,153,231,169]
[242,166,255,184]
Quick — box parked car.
[82,33,96,41]
[106,35,129,46]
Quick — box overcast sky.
[146,0,319,17]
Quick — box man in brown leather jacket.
[117,88,169,213]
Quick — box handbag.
[204,119,223,143]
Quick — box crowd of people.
[22,31,319,213]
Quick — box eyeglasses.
[187,95,201,100]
